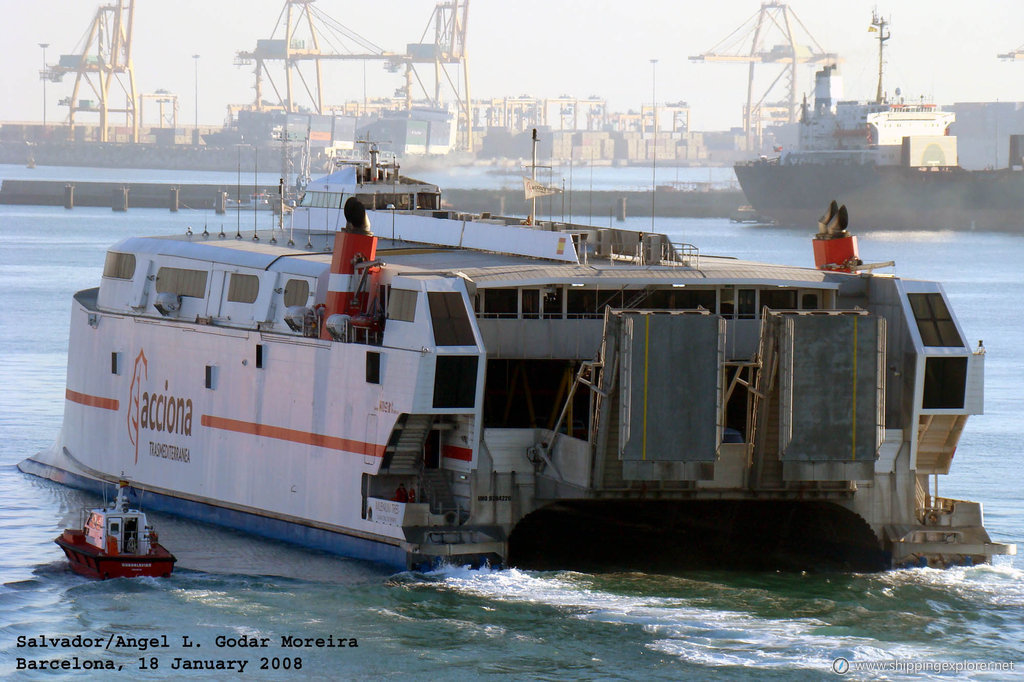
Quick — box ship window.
[283,279,310,307]
[719,288,734,317]
[111,352,121,375]
[428,292,475,346]
[922,356,967,409]
[155,267,207,298]
[256,344,264,369]
[761,289,797,311]
[909,293,964,347]
[737,289,757,319]
[433,356,478,408]
[800,293,820,310]
[103,251,136,279]
[388,289,417,322]
[646,288,715,310]
[227,273,259,303]
[484,289,517,318]
[567,289,596,318]
[596,289,624,313]
[521,289,540,319]
[543,287,563,319]
[366,351,381,384]
[300,191,344,209]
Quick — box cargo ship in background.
[734,19,1024,232]
[18,150,1015,572]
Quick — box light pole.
[192,54,201,144]
[39,43,49,128]
[650,58,658,232]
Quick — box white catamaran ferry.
[21,158,1015,571]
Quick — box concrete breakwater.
[0,179,746,218]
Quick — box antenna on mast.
[870,9,891,105]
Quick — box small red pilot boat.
[55,481,175,579]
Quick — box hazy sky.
[4,0,1024,131]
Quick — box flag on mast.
[523,176,562,200]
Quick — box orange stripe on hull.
[66,389,119,411]
[200,415,385,457]
[443,445,474,462]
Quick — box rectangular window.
[543,287,563,319]
[205,365,215,390]
[388,288,418,322]
[283,279,310,307]
[111,352,121,375]
[156,267,208,298]
[433,356,478,408]
[366,351,381,384]
[300,191,344,209]
[908,293,964,347]
[483,288,517,318]
[521,289,540,319]
[428,292,476,346]
[646,288,716,310]
[256,344,264,369]
[719,288,735,317]
[737,289,757,319]
[567,289,596,318]
[761,289,797,311]
[922,356,968,409]
[596,289,624,313]
[102,252,136,280]
[227,273,260,303]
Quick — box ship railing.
[667,242,700,268]
[606,240,699,268]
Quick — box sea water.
[1,166,1022,679]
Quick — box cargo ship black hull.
[734,161,1024,231]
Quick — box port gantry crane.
[43,0,138,143]
[689,1,837,151]
[234,0,473,150]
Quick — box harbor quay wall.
[0,180,281,211]
[0,180,746,218]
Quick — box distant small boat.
[729,205,773,224]
[55,481,175,579]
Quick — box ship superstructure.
[20,168,1015,570]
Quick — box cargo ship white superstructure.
[21,163,1015,570]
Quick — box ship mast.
[871,10,890,104]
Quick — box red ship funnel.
[813,201,862,272]
[322,198,377,339]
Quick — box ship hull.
[734,162,1024,230]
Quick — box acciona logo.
[126,349,194,464]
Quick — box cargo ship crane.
[689,1,837,151]
[46,0,137,143]
[389,1,472,151]
[234,0,472,151]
